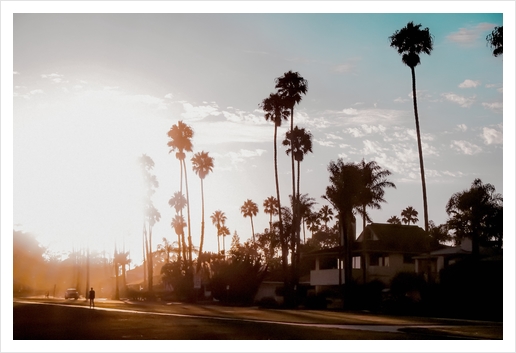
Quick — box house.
[306,223,444,293]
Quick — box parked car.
[65,288,79,300]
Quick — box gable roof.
[354,223,442,254]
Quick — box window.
[370,254,389,267]
[352,256,361,269]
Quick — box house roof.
[354,223,442,254]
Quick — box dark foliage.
[209,256,268,305]
[486,26,503,57]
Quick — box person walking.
[89,287,95,308]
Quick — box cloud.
[481,125,503,145]
[164,93,174,99]
[457,124,468,132]
[212,148,267,170]
[345,127,364,138]
[13,71,20,75]
[41,73,66,83]
[458,79,480,88]
[30,89,43,95]
[447,22,494,45]
[451,140,482,155]
[103,86,119,91]
[442,93,476,107]
[482,101,502,113]
[314,139,335,147]
[325,133,343,140]
[394,97,409,103]
[333,57,360,74]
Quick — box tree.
[283,126,313,264]
[357,159,396,232]
[138,154,160,292]
[240,199,259,242]
[291,193,316,244]
[260,92,290,288]
[169,192,187,262]
[275,71,309,296]
[318,205,334,231]
[446,179,503,258]
[210,210,227,255]
[323,159,363,293]
[157,237,178,264]
[263,196,279,233]
[219,225,231,256]
[387,216,402,225]
[486,26,503,57]
[401,206,419,225]
[167,121,194,268]
[191,151,214,271]
[390,22,433,232]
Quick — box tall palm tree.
[305,211,321,238]
[240,199,259,242]
[157,237,177,264]
[390,22,433,232]
[169,192,187,263]
[283,127,313,271]
[145,203,161,292]
[401,206,419,225]
[275,71,308,287]
[260,92,290,282]
[210,210,227,255]
[171,214,186,260]
[191,151,214,270]
[167,121,194,267]
[357,159,396,232]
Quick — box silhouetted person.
[89,287,95,308]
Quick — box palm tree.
[167,121,194,267]
[387,216,402,225]
[263,196,279,233]
[219,225,230,256]
[260,92,290,282]
[145,203,161,291]
[323,159,363,295]
[401,206,419,225]
[390,22,433,232]
[210,210,227,255]
[318,205,334,231]
[157,237,177,264]
[290,193,316,244]
[486,26,503,57]
[356,159,396,232]
[446,179,503,258]
[191,151,214,270]
[240,199,259,242]
[305,211,321,238]
[169,192,187,263]
[275,72,308,288]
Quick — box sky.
[2,2,515,352]
[3,4,514,267]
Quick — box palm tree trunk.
[411,66,429,232]
[142,224,147,287]
[183,159,193,269]
[249,216,255,242]
[197,179,205,273]
[274,124,288,290]
[289,108,297,292]
[147,225,153,292]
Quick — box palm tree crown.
[401,206,419,225]
[389,21,433,68]
[191,151,214,180]
[241,199,259,242]
[260,93,290,127]
[275,70,308,113]
[167,120,194,159]
[282,126,313,162]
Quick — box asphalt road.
[11,297,503,344]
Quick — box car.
[65,288,79,300]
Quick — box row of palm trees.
[387,206,419,225]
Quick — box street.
[10,296,504,349]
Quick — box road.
[10,296,503,345]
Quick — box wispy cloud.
[41,72,66,83]
[457,124,468,132]
[30,89,43,95]
[447,22,494,45]
[333,57,360,74]
[481,125,503,145]
[164,93,174,99]
[482,101,502,113]
[442,93,476,107]
[451,140,482,155]
[458,79,480,88]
